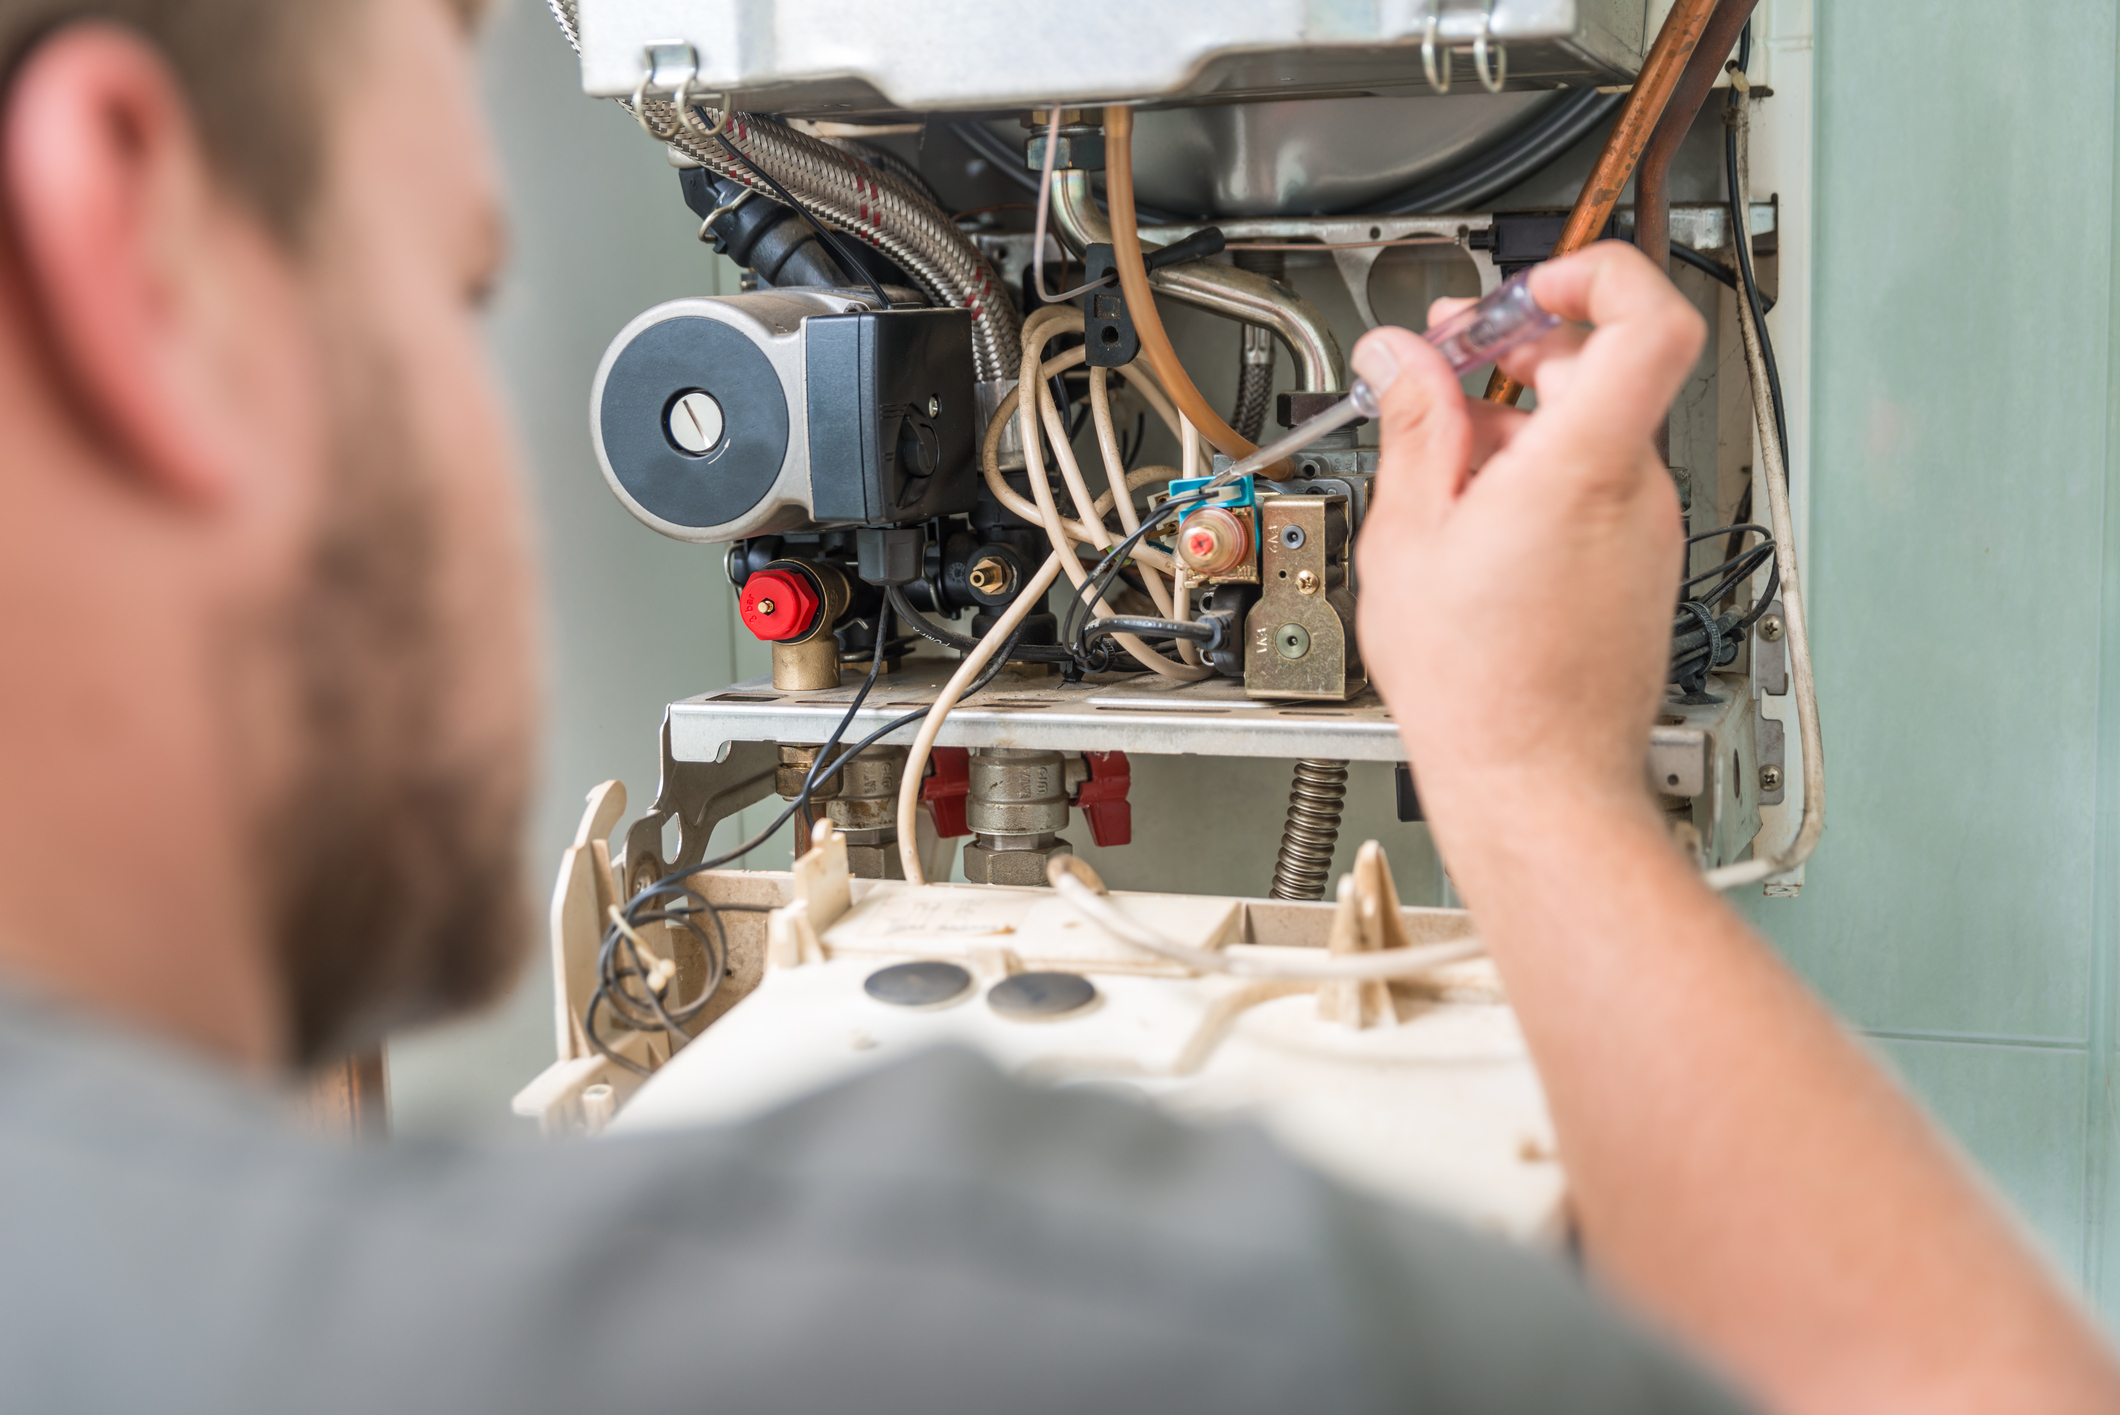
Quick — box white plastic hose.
[894,551,1068,883]
[1014,311,1208,682]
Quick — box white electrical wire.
[1032,109,1114,303]
[980,346,1180,571]
[894,550,1068,883]
[1703,97,1824,893]
[1088,368,1177,620]
[1048,856,1485,980]
[1014,309,1211,682]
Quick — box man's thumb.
[1354,326,1471,533]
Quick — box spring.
[1271,759,1349,901]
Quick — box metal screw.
[755,598,776,616]
[1759,764,1783,792]
[927,396,941,417]
[666,389,724,454]
[1758,614,1786,642]
[1294,569,1321,596]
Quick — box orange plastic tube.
[1104,106,1255,459]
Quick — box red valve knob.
[1074,751,1132,848]
[738,568,821,642]
[921,747,972,838]
[1176,506,1250,578]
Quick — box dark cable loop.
[714,129,895,312]
[583,597,1048,1069]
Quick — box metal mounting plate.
[669,658,1406,764]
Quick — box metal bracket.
[1756,713,1786,806]
[1754,598,1788,695]
[623,711,779,889]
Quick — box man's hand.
[1353,242,1704,892]
[1351,243,2120,1415]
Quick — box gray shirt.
[0,994,1754,1413]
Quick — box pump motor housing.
[591,290,977,543]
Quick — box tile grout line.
[1862,1028,2089,1055]
[2081,7,2120,1303]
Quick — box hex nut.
[842,843,905,880]
[962,839,1072,886]
[967,555,1015,597]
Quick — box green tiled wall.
[1740,0,2120,1318]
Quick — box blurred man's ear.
[2,23,308,506]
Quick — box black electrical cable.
[1670,242,1775,313]
[714,129,896,312]
[584,597,900,1072]
[1666,520,1782,692]
[584,575,1066,1071]
[1082,615,1219,647]
[1063,487,1218,659]
[1726,23,1788,471]
[885,583,1072,663]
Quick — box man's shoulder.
[0,1005,1752,1415]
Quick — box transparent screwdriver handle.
[1212,269,1558,484]
[1422,268,1559,378]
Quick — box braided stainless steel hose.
[541,4,1019,381]
[655,110,1018,379]
[1270,759,1349,900]
[1229,247,1283,443]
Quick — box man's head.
[0,0,534,1067]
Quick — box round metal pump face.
[597,314,789,536]
[987,971,1098,1022]
[864,960,974,1009]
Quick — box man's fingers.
[1464,400,1528,469]
[1353,324,1474,536]
[1425,295,1476,328]
[1492,319,1588,390]
[1522,243,1706,453]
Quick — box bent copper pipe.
[1486,0,1723,406]
[1636,0,1759,460]
[1048,169,1345,393]
[1636,0,1760,277]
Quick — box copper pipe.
[1637,0,1757,461]
[1105,105,1255,458]
[1636,0,1759,276]
[1484,0,1722,406]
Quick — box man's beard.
[248,340,530,1068]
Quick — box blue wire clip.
[1168,473,1255,509]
